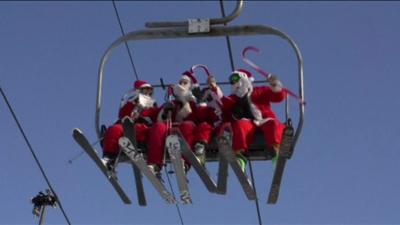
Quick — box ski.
[215,131,230,195]
[267,121,294,204]
[218,128,256,200]
[121,118,147,206]
[175,130,218,193]
[166,131,192,204]
[72,128,131,204]
[132,164,147,206]
[119,136,176,204]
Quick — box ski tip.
[123,199,132,204]
[72,128,83,136]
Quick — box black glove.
[161,102,175,120]
[192,87,202,102]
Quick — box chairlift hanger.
[95,0,304,155]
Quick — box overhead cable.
[0,86,72,225]
[219,1,263,224]
[112,0,140,80]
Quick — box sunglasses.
[229,73,241,85]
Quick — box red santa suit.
[221,70,286,154]
[147,71,199,167]
[193,85,224,145]
[102,80,159,157]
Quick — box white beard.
[173,84,196,103]
[137,93,155,109]
[231,74,252,98]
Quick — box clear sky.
[1,1,400,224]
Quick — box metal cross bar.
[145,0,243,29]
[150,79,267,89]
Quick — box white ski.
[72,128,131,204]
[121,118,147,206]
[118,137,176,204]
[267,121,294,204]
[218,128,256,200]
[166,132,192,204]
[175,130,218,193]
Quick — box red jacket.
[118,101,160,124]
[221,86,285,124]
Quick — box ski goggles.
[229,73,241,85]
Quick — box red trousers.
[147,121,196,166]
[231,119,285,153]
[102,123,150,156]
[194,122,214,144]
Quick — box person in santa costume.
[146,70,201,176]
[101,80,159,170]
[219,69,286,171]
[191,66,225,167]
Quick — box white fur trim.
[181,75,191,82]
[253,117,276,126]
[140,83,152,88]
[176,102,192,122]
[247,92,263,122]
[247,90,277,126]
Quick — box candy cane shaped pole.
[242,46,271,79]
[242,46,306,105]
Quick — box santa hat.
[134,80,152,90]
[235,69,254,82]
[181,71,199,87]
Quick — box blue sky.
[1,1,400,224]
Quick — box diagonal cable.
[0,86,72,225]
[111,2,185,224]
[164,167,185,225]
[249,161,263,225]
[219,1,263,224]
[112,0,140,80]
[219,0,235,71]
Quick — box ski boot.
[148,164,162,181]
[194,142,206,168]
[270,143,280,166]
[101,156,116,171]
[235,152,248,173]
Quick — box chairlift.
[73,0,305,206]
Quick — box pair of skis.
[119,118,177,204]
[174,123,257,200]
[73,119,294,204]
[213,122,295,204]
[72,118,192,205]
[173,125,254,199]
